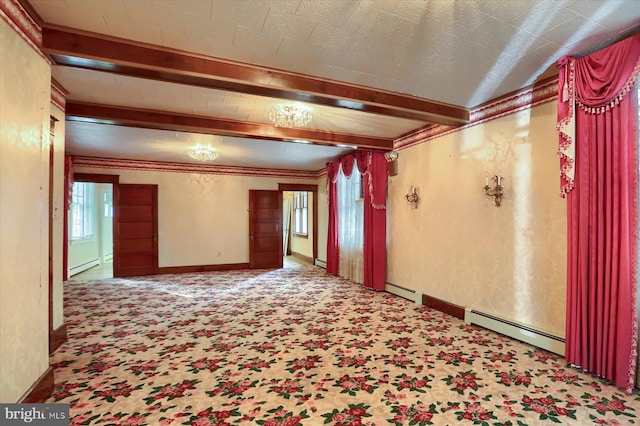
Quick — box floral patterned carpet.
[49,260,639,425]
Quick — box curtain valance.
[557,34,640,197]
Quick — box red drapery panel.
[326,161,340,275]
[361,151,387,291]
[325,151,387,290]
[558,34,640,392]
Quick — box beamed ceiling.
[25,0,640,171]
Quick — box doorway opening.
[279,183,318,267]
[68,181,114,280]
[69,173,119,280]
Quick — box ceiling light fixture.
[269,104,312,128]
[187,144,219,161]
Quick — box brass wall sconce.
[483,175,504,207]
[405,186,419,208]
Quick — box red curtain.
[558,34,640,392]
[325,151,387,290]
[360,151,387,291]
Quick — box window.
[293,191,308,236]
[103,191,113,218]
[71,182,94,240]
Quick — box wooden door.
[114,184,158,277]
[249,190,283,269]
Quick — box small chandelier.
[187,144,218,161]
[268,104,312,128]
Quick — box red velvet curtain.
[360,151,387,291]
[325,151,387,290]
[558,34,640,392]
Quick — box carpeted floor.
[49,261,639,425]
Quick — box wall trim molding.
[49,323,67,355]
[51,80,67,111]
[74,156,323,180]
[0,0,45,60]
[395,78,558,150]
[18,367,54,403]
[157,263,250,275]
[421,294,465,320]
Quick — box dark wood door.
[249,190,283,269]
[114,184,158,277]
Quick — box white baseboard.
[385,282,418,303]
[68,258,100,277]
[464,308,565,355]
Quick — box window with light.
[70,182,94,240]
[293,191,308,236]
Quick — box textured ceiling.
[29,0,640,171]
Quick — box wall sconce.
[483,175,504,207]
[405,186,419,208]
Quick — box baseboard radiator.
[464,308,565,356]
[314,259,326,268]
[68,257,100,277]
[385,282,421,304]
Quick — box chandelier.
[187,144,219,161]
[268,104,312,128]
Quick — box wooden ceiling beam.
[43,27,469,127]
[65,102,394,151]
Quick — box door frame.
[278,183,318,264]
[48,117,56,342]
[72,173,119,276]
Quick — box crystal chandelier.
[268,104,312,128]
[187,144,218,161]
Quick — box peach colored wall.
[51,105,65,330]
[74,166,321,267]
[0,20,51,402]
[387,101,567,337]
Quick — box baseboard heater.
[314,259,326,269]
[464,308,565,356]
[385,282,421,304]
[68,257,100,277]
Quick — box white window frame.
[293,191,308,237]
[70,182,95,241]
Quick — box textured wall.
[387,101,567,336]
[74,166,322,267]
[0,20,51,402]
[51,105,65,329]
